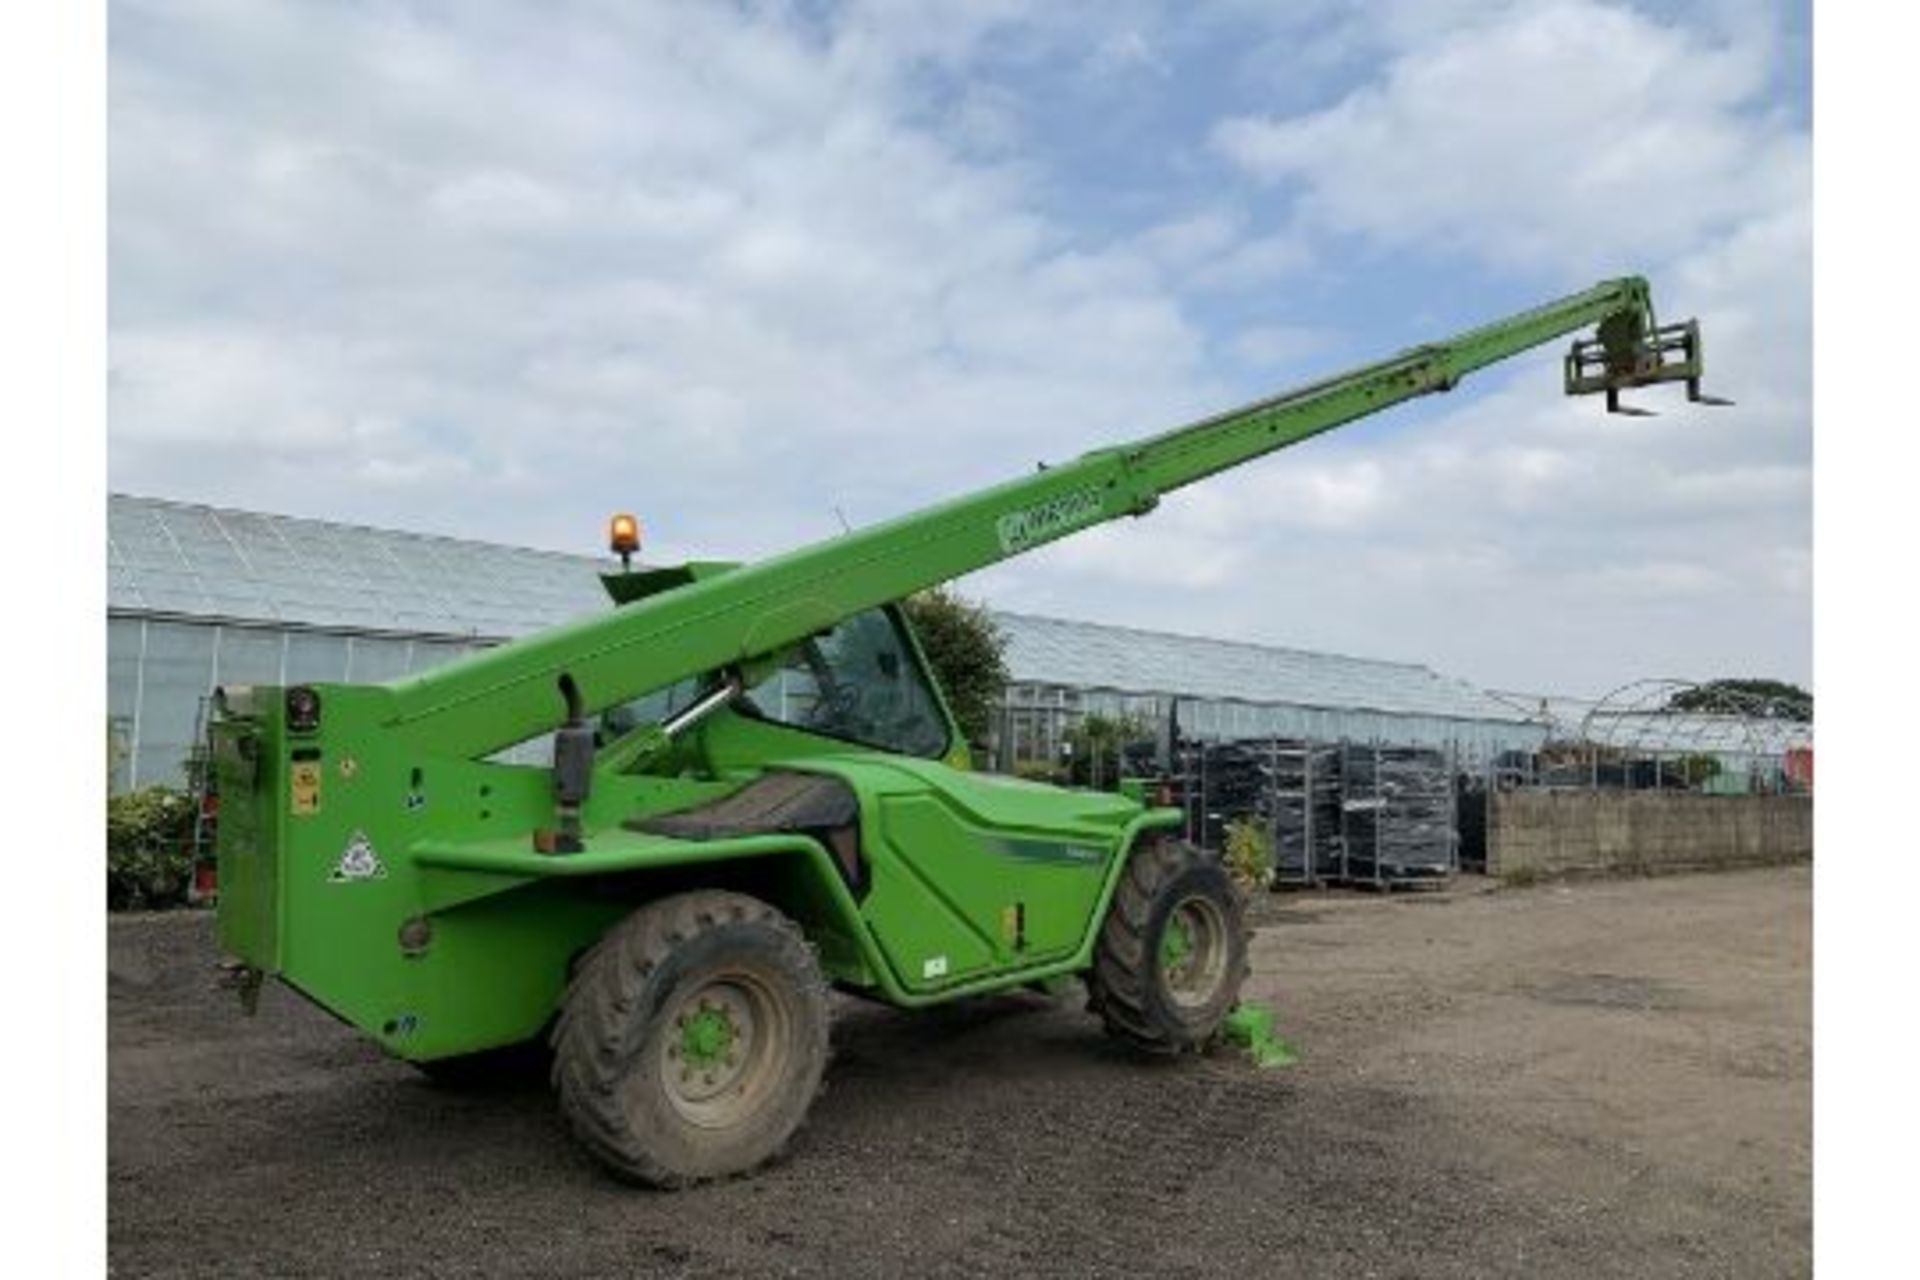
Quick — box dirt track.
[109,866,1810,1278]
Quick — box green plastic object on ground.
[209,277,1716,1187]
[1223,1002,1300,1069]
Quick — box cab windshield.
[739,608,950,758]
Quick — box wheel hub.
[1160,897,1229,1010]
[655,974,790,1128]
[680,1004,735,1069]
[1161,916,1194,970]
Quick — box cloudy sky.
[108,0,1810,697]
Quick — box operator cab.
[603,603,959,894]
[594,521,954,763]
[735,607,950,759]
[594,604,956,766]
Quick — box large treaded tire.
[1086,837,1249,1053]
[550,890,829,1188]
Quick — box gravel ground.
[109,865,1809,1278]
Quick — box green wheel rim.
[680,1005,735,1070]
[654,972,792,1129]
[1161,915,1193,970]
[1159,896,1229,1010]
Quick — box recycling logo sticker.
[330,831,387,883]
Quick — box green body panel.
[211,278,1699,1063]
[791,756,1149,993]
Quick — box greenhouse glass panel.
[108,618,142,723]
[379,540,450,577]
[284,632,350,683]
[111,519,188,569]
[203,589,280,621]
[107,566,146,610]
[346,636,412,684]
[133,743,188,791]
[135,622,216,789]
[323,603,399,631]
[135,570,214,614]
[178,540,249,581]
[408,639,477,674]
[214,627,284,686]
[389,608,459,634]
[231,546,306,587]
[284,587,374,621]
[154,505,224,543]
[108,618,143,794]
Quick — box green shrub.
[1223,817,1274,893]
[108,786,197,910]
[1676,753,1723,789]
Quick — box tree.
[1063,712,1150,790]
[900,587,1010,751]
[1667,678,1812,722]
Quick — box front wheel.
[551,890,829,1187]
[1086,837,1248,1053]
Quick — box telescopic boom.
[381,276,1719,757]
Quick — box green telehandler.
[211,278,1721,1186]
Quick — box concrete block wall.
[1489,791,1812,878]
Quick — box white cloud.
[109,0,1214,554]
[428,169,572,231]
[1086,29,1168,79]
[1210,0,1806,275]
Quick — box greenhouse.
[107,494,606,791]
[992,612,1546,772]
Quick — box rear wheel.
[551,890,829,1187]
[1087,837,1248,1053]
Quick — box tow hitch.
[218,959,264,1016]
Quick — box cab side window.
[742,609,950,758]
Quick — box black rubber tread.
[549,890,830,1188]
[1085,837,1250,1054]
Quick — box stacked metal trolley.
[1156,735,1458,888]
[1337,743,1457,886]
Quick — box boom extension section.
[378,276,1718,770]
